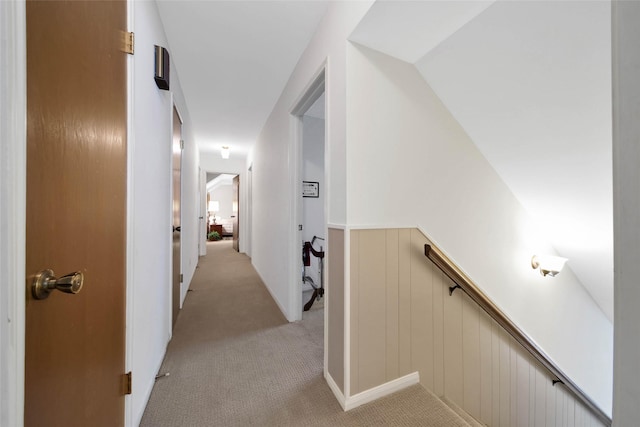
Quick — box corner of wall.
[325,372,347,411]
[344,372,420,412]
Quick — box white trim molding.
[0,1,27,426]
[325,371,347,410]
[344,371,420,411]
[327,223,347,230]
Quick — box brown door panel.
[233,175,239,252]
[25,1,127,426]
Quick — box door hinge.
[180,274,183,283]
[180,139,184,150]
[121,31,134,55]
[123,371,132,395]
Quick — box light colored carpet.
[140,241,471,426]
[440,397,486,427]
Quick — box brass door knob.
[31,269,84,300]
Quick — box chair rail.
[424,244,611,426]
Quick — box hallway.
[140,241,470,426]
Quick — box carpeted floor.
[140,241,472,427]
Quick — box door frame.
[171,102,184,319]
[289,66,326,321]
[247,164,253,258]
[199,168,207,256]
[0,1,27,426]
[124,1,135,424]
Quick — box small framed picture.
[303,181,319,198]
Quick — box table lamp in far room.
[208,200,220,224]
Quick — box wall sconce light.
[221,146,230,159]
[531,255,568,277]
[208,200,219,224]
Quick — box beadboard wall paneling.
[328,227,345,392]
[349,228,605,426]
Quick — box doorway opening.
[300,94,326,315]
[290,68,326,321]
[205,173,239,246]
[172,105,183,328]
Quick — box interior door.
[172,106,182,326]
[25,1,127,426]
[199,168,207,255]
[232,175,239,252]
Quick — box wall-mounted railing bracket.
[552,379,564,387]
[449,284,461,296]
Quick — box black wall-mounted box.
[154,45,170,90]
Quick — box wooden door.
[172,106,182,326]
[25,1,127,426]
[232,175,239,252]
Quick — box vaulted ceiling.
[158,0,613,320]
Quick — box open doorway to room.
[291,68,326,321]
[300,94,326,316]
[205,173,239,244]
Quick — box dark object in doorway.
[302,236,325,311]
[303,287,324,311]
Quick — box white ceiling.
[352,0,613,320]
[156,0,329,159]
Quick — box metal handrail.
[424,244,611,426]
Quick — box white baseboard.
[325,371,346,410]
[344,371,420,411]
[253,266,294,321]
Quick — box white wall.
[251,1,374,321]
[129,2,199,425]
[200,152,246,176]
[302,115,326,287]
[209,184,234,221]
[612,2,640,425]
[345,43,612,415]
[128,3,171,424]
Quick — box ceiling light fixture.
[531,255,568,277]
[221,146,230,159]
